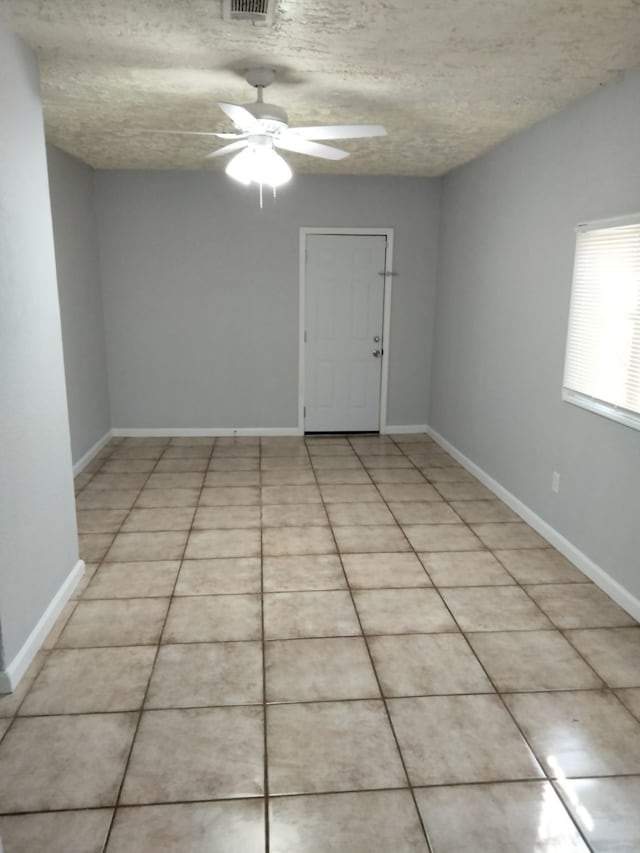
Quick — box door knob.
[373,335,381,343]
[372,349,382,358]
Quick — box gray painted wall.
[94,172,440,429]
[48,144,111,465]
[431,70,640,600]
[0,25,79,668]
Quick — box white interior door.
[304,234,387,432]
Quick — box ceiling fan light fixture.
[225,144,292,188]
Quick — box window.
[563,214,640,431]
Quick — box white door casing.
[301,231,392,432]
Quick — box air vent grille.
[223,0,275,24]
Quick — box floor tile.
[326,501,396,526]
[20,646,156,714]
[261,485,321,504]
[0,652,48,718]
[184,528,261,558]
[353,588,457,634]
[204,470,260,486]
[105,531,188,562]
[471,522,549,549]
[262,555,346,592]
[554,775,640,852]
[0,713,137,811]
[76,508,128,533]
[154,458,208,473]
[504,690,640,777]
[342,552,430,588]
[269,790,428,853]
[319,484,382,503]
[78,533,114,561]
[525,583,636,628]
[209,457,259,471]
[144,472,204,490]
[106,800,265,853]
[0,719,11,741]
[402,523,482,551]
[333,524,410,553]
[377,483,440,502]
[0,810,113,853]
[146,642,263,708]
[175,557,261,595]
[192,505,261,529]
[565,627,640,687]
[163,444,211,458]
[121,507,195,531]
[441,586,552,631]
[76,488,140,510]
[265,637,379,702]
[358,455,412,469]
[369,633,493,696]
[133,487,201,508]
[260,456,311,470]
[264,590,360,639]
[615,687,640,719]
[120,706,264,803]
[368,468,426,484]
[162,594,261,642]
[314,468,372,484]
[84,561,179,598]
[415,781,589,853]
[87,473,148,491]
[494,548,586,583]
[261,468,316,485]
[312,455,366,470]
[435,481,496,501]
[267,700,406,794]
[419,550,513,586]
[262,504,329,527]
[58,598,169,647]
[387,501,460,524]
[422,465,471,482]
[199,486,260,506]
[450,499,519,523]
[262,525,336,556]
[468,630,603,692]
[389,694,542,785]
[101,458,156,473]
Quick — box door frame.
[298,227,394,434]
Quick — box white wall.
[0,25,80,680]
[431,69,640,601]
[94,172,440,430]
[48,144,111,465]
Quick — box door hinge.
[304,406,306,418]
[304,330,307,343]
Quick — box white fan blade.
[274,135,349,160]
[205,140,248,160]
[218,102,260,132]
[287,124,387,141]
[214,132,246,139]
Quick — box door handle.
[372,349,382,358]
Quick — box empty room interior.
[1,1,639,851]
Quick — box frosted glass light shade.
[225,145,292,188]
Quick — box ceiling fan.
[147,68,387,198]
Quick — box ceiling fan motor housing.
[244,101,288,132]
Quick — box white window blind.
[563,215,640,431]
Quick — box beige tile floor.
[0,433,639,852]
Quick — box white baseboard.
[73,430,114,476]
[425,425,640,623]
[111,427,302,437]
[382,424,428,435]
[0,560,85,694]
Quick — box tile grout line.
[306,433,435,853]
[259,438,271,853]
[100,436,217,853]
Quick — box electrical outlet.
[552,471,560,493]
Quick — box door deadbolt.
[372,349,382,358]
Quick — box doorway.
[299,228,393,433]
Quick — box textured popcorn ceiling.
[1,1,640,175]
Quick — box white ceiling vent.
[222,0,276,25]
